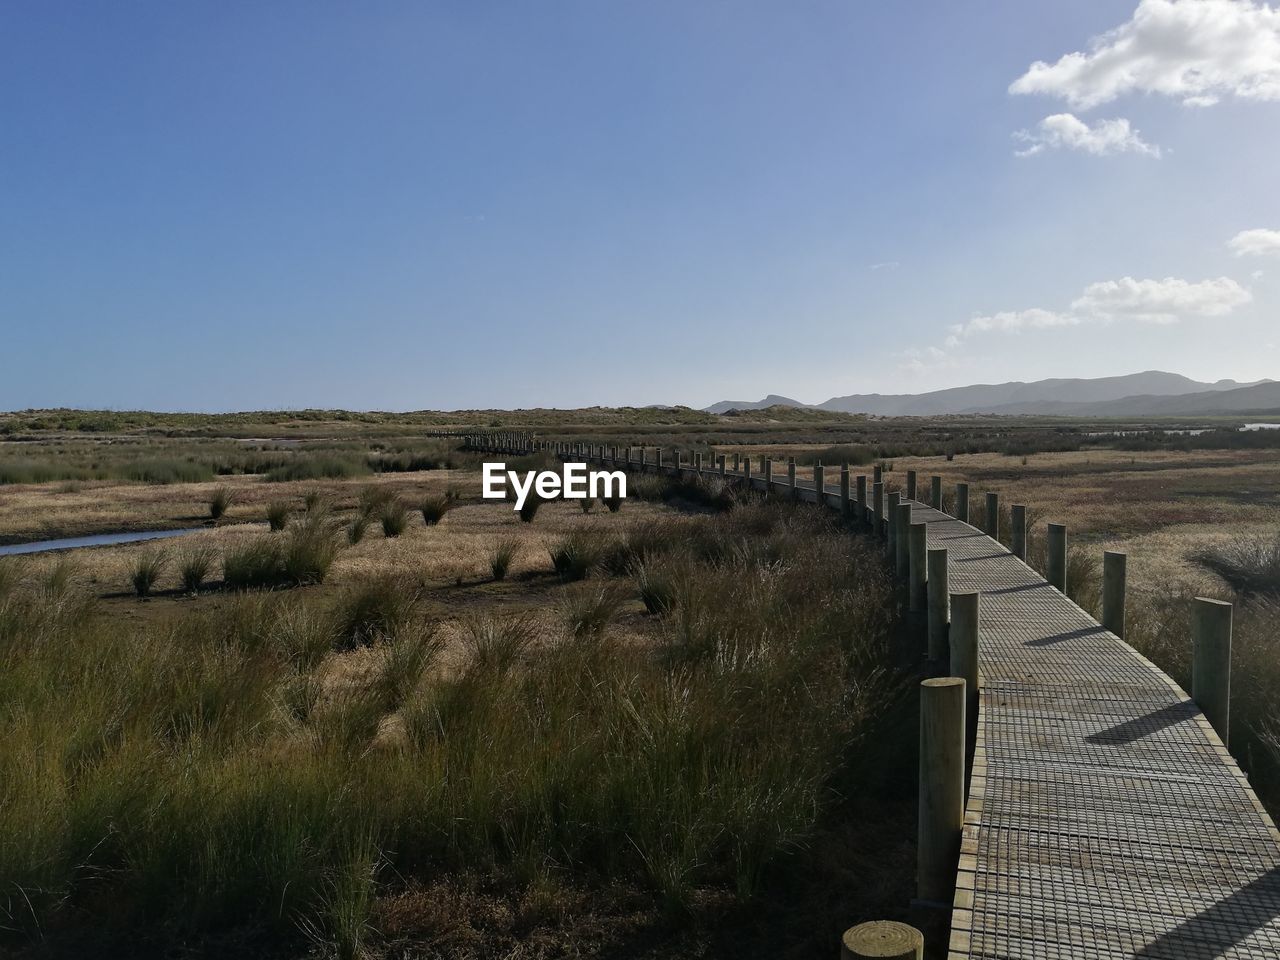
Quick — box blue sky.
[2,0,1278,411]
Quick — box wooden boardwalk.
[479,440,1280,958]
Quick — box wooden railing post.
[841,922,923,959]
[815,462,825,506]
[742,456,751,489]
[918,677,965,905]
[927,547,949,661]
[896,502,912,581]
[873,463,883,486]
[872,481,884,537]
[1103,551,1127,638]
[764,458,773,488]
[886,491,901,558]
[787,458,797,500]
[984,492,999,540]
[718,454,726,476]
[1193,598,1232,747]
[906,469,917,501]
[856,475,868,528]
[694,452,703,472]
[950,591,980,723]
[931,475,943,511]
[1047,522,1067,592]
[955,482,969,523]
[733,452,740,472]
[909,522,927,614]
[1011,505,1027,561]
[840,464,851,519]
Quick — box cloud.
[948,276,1251,344]
[1009,0,1280,110]
[897,346,957,376]
[1230,228,1280,257]
[1013,113,1161,157]
[1069,276,1251,323]
[869,261,900,271]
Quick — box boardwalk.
[905,500,1280,960]
[480,440,1280,958]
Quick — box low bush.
[266,500,291,532]
[419,494,451,526]
[179,546,217,593]
[334,575,419,648]
[209,486,235,520]
[380,499,410,538]
[487,537,519,581]
[548,530,605,581]
[130,550,168,597]
[1192,533,1280,598]
[560,582,627,638]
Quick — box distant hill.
[704,372,1276,417]
[704,394,807,414]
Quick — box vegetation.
[379,499,410,538]
[487,537,519,581]
[0,495,901,957]
[223,514,341,588]
[179,546,217,593]
[266,499,291,531]
[208,486,234,520]
[1192,534,1280,598]
[129,550,167,597]
[419,494,452,526]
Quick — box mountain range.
[704,372,1280,417]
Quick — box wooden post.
[764,458,773,488]
[984,492,999,540]
[906,469,917,501]
[873,463,883,485]
[955,482,969,523]
[1011,505,1027,560]
[841,921,924,960]
[931,475,942,511]
[1192,597,1232,747]
[787,459,797,500]
[840,464,851,519]
[1103,551,1127,638]
[872,481,884,537]
[1047,522,1067,592]
[742,456,751,489]
[927,547,949,661]
[718,455,726,476]
[856,475,868,528]
[733,452,740,471]
[918,677,965,905]
[655,447,663,470]
[886,492,901,558]
[694,452,703,472]
[950,591,979,722]
[815,462,825,507]
[909,522,927,613]
[896,503,912,581]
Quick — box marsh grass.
[559,582,627,638]
[209,486,235,520]
[548,530,605,581]
[266,500,291,532]
[0,498,900,955]
[487,537,520,581]
[380,499,410,538]
[130,550,168,597]
[518,496,542,523]
[179,546,217,593]
[223,514,341,589]
[419,495,451,526]
[1192,533,1280,597]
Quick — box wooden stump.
[840,920,924,959]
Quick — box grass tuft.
[130,550,168,597]
[179,546,217,593]
[487,536,520,581]
[266,500,291,532]
[419,494,452,526]
[209,486,235,520]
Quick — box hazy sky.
[3,1,1279,411]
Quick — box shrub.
[560,582,627,638]
[635,562,678,615]
[264,457,370,483]
[548,530,605,581]
[1192,533,1280,598]
[460,613,536,673]
[518,496,542,523]
[603,492,623,513]
[282,513,341,584]
[487,537,519,581]
[209,486,234,520]
[223,538,285,589]
[335,575,419,648]
[266,500,291,532]
[130,550,168,597]
[578,496,595,514]
[419,494,451,526]
[347,515,369,545]
[179,546,217,593]
[380,499,409,538]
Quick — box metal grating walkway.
[904,501,1280,960]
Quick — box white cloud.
[948,276,1251,345]
[948,308,1080,341]
[1013,113,1161,157]
[1070,276,1251,323]
[1009,0,1280,110]
[1230,228,1280,257]
[869,261,900,271]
